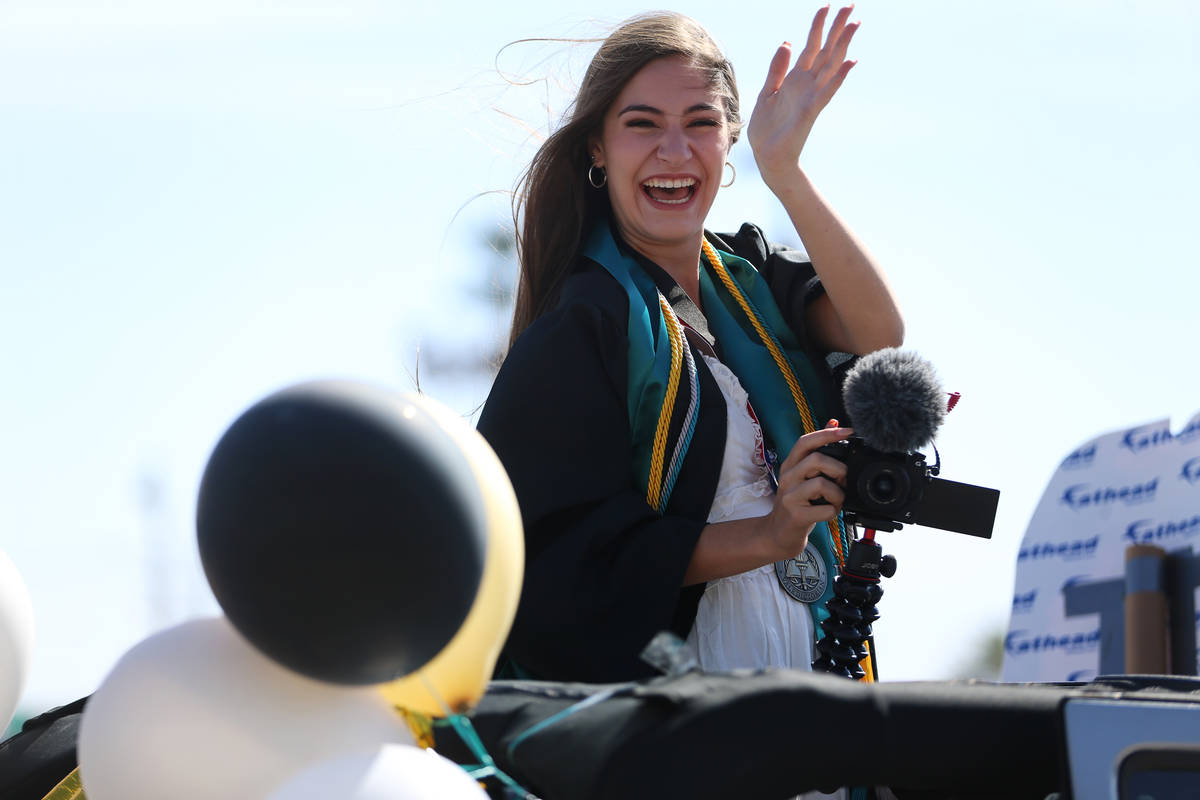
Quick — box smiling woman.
[478,8,903,695]
[591,56,732,301]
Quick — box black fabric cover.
[4,677,1199,799]
[437,672,1200,800]
[0,697,86,800]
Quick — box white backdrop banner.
[1001,413,1200,682]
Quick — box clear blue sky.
[2,0,1198,715]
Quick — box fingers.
[759,42,793,99]
[816,21,859,87]
[818,59,857,105]
[785,451,849,486]
[779,424,853,472]
[764,473,843,561]
[778,474,845,520]
[799,5,857,80]
[764,419,850,555]
[796,5,830,70]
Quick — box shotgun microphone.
[820,349,998,538]
[842,348,947,453]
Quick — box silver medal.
[774,542,828,603]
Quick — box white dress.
[686,355,818,671]
[686,355,845,800]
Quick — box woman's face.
[592,56,732,257]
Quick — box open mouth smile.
[641,176,697,206]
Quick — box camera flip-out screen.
[912,478,999,539]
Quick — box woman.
[478,6,903,683]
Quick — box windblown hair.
[508,12,741,348]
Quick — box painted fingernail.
[826,418,839,428]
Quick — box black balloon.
[196,382,487,685]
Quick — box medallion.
[774,542,828,603]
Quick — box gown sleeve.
[477,270,708,683]
[713,222,826,352]
[715,222,856,420]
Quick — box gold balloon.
[380,394,524,715]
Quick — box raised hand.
[747,5,859,190]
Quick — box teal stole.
[582,220,850,635]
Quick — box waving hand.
[748,5,859,190]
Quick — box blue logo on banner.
[1060,574,1092,592]
[1005,628,1101,657]
[1124,515,1200,545]
[1012,589,1037,613]
[1122,419,1200,452]
[1181,457,1200,485]
[1067,669,1098,682]
[1060,478,1158,510]
[1178,417,1200,442]
[1061,444,1097,470]
[1018,536,1100,562]
[1122,424,1175,453]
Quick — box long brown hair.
[508,13,742,348]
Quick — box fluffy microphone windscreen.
[842,348,946,453]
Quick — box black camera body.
[818,437,929,527]
[818,436,998,538]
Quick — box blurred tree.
[398,225,518,402]
[950,627,1005,681]
[468,228,517,314]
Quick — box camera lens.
[859,463,911,511]
[870,473,896,500]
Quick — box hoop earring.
[587,163,607,188]
[721,161,736,188]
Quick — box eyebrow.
[617,102,722,116]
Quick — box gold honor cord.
[700,240,847,568]
[41,767,86,800]
[646,292,687,512]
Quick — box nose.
[657,124,691,165]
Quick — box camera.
[818,436,998,538]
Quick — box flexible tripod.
[812,515,898,680]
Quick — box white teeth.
[642,177,697,189]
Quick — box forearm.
[684,426,851,586]
[683,515,793,586]
[769,166,904,354]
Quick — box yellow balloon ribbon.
[395,708,437,749]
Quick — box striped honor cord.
[646,292,699,513]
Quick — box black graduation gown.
[477,222,847,683]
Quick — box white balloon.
[267,743,489,800]
[0,548,35,732]
[78,617,414,800]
